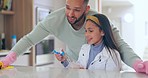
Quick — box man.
[0,0,148,74]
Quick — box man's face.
[65,0,88,25]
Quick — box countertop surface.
[0,50,30,56]
[0,66,148,78]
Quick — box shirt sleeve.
[11,7,66,56]
[61,60,69,67]
[111,26,141,67]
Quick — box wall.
[34,0,54,8]
[53,0,65,10]
[34,0,65,11]
[132,1,148,58]
[102,6,135,51]
[102,0,148,58]
[88,0,100,12]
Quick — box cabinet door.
[3,0,34,66]
[4,0,33,49]
[12,54,30,66]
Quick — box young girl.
[55,14,122,71]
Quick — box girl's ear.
[101,31,105,36]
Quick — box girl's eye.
[66,6,71,10]
[85,29,93,32]
[89,30,93,32]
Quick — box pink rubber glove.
[0,51,17,68]
[133,59,148,74]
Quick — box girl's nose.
[85,32,89,38]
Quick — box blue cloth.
[86,41,104,69]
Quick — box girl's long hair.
[93,14,119,52]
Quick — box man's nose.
[68,10,74,17]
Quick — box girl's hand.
[68,62,84,69]
[53,49,66,62]
[54,53,66,62]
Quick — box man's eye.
[75,9,80,12]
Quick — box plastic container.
[1,33,6,49]
[11,35,17,48]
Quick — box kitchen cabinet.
[1,0,34,66]
[0,10,14,15]
[3,0,34,49]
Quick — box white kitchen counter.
[0,50,12,56]
[0,50,31,66]
[0,66,148,78]
[0,50,30,56]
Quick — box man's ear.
[85,5,90,14]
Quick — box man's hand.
[0,61,4,69]
[133,60,148,74]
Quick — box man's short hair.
[84,0,89,5]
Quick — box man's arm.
[112,26,141,67]
[0,7,66,68]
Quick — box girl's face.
[85,20,104,46]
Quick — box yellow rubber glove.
[0,61,14,70]
[0,61,4,69]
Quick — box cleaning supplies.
[11,35,17,48]
[1,33,6,49]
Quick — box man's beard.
[68,12,85,25]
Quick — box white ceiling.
[102,0,133,7]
